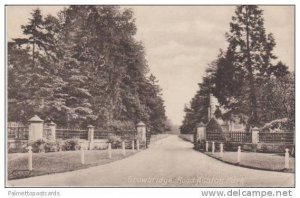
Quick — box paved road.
[8,135,294,187]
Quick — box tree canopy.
[180,5,294,134]
[8,6,167,133]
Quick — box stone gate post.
[252,127,259,144]
[48,121,56,141]
[28,115,44,141]
[136,121,146,148]
[194,122,206,149]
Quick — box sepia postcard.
[5,5,295,188]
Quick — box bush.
[196,140,206,151]
[108,135,122,149]
[8,141,28,153]
[44,141,59,152]
[29,139,47,153]
[224,141,241,151]
[62,138,81,151]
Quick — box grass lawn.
[8,149,137,180]
[205,151,295,172]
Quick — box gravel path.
[8,135,294,187]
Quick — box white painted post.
[108,143,112,159]
[87,125,94,150]
[80,145,85,164]
[122,141,126,156]
[137,139,140,151]
[27,146,33,171]
[285,148,290,169]
[206,141,208,152]
[220,143,224,158]
[212,141,215,154]
[237,146,241,163]
[132,140,135,151]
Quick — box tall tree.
[180,64,216,134]
[224,5,282,126]
[8,9,68,123]
[9,6,167,132]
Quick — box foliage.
[108,135,122,148]
[104,120,135,131]
[219,5,289,126]
[8,6,167,132]
[62,138,81,151]
[180,63,215,134]
[44,141,60,152]
[29,138,47,153]
[261,118,292,132]
[28,139,67,152]
[180,5,294,134]
[257,73,295,126]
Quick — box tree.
[8,9,67,123]
[8,6,167,132]
[180,5,293,133]
[180,63,216,134]
[257,73,294,126]
[223,5,287,126]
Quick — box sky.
[6,6,294,125]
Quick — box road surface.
[8,135,294,187]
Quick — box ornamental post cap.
[28,115,43,122]
[136,121,146,127]
[197,122,206,127]
[49,121,56,126]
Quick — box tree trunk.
[245,6,258,126]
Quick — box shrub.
[8,141,28,153]
[62,138,81,151]
[44,141,59,152]
[108,135,122,149]
[224,141,240,151]
[29,139,47,153]
[196,140,206,151]
[56,139,64,151]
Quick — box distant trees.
[8,6,167,132]
[180,62,216,134]
[180,5,294,134]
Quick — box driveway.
[8,135,294,187]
